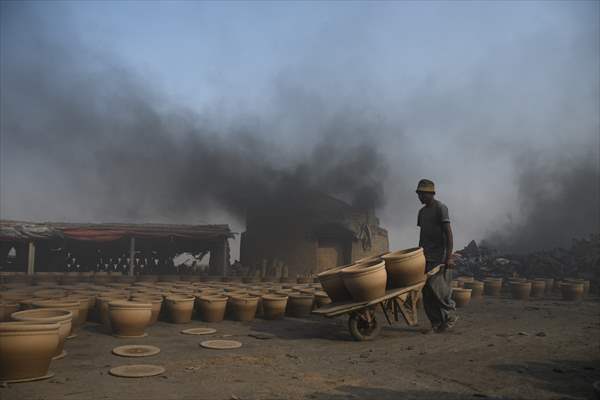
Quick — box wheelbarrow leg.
[395,290,420,326]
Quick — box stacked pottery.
[452,288,472,307]
[228,296,258,321]
[463,281,484,299]
[530,280,546,298]
[317,264,353,302]
[11,309,72,360]
[483,278,503,297]
[561,282,584,301]
[196,295,228,322]
[33,300,80,337]
[381,247,426,288]
[510,281,532,301]
[261,295,288,320]
[108,300,152,337]
[165,296,195,324]
[286,293,314,318]
[0,321,60,382]
[341,261,387,302]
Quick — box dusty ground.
[2,294,599,400]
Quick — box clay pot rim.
[165,296,195,302]
[381,247,423,261]
[341,260,386,276]
[463,281,484,287]
[229,296,259,303]
[288,293,315,299]
[0,321,61,333]
[131,296,163,303]
[510,282,532,287]
[11,309,73,323]
[261,294,288,301]
[33,300,80,308]
[561,282,584,288]
[196,295,229,302]
[108,300,152,308]
[317,263,354,278]
[452,288,472,293]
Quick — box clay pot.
[381,247,426,288]
[108,300,152,337]
[451,280,459,288]
[33,289,66,299]
[0,302,19,322]
[564,279,590,297]
[228,296,258,321]
[195,295,228,322]
[33,300,81,335]
[131,296,163,325]
[456,276,474,288]
[317,264,353,303]
[561,282,584,301]
[286,294,314,317]
[0,321,60,382]
[165,296,195,324]
[63,296,91,326]
[314,291,332,308]
[452,288,472,307]
[11,309,72,359]
[341,261,387,302]
[530,280,546,298]
[463,281,484,299]
[261,295,288,320]
[97,295,127,333]
[483,278,502,297]
[510,281,532,301]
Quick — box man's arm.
[443,223,454,268]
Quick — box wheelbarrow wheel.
[348,311,381,341]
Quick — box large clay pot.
[165,296,195,324]
[564,279,590,297]
[456,276,474,288]
[195,295,228,322]
[463,281,484,299]
[0,302,20,322]
[131,296,163,325]
[543,278,554,294]
[341,261,387,302]
[11,309,72,360]
[510,281,532,300]
[317,264,353,303]
[483,278,502,297]
[97,295,127,333]
[33,300,81,336]
[530,280,546,298]
[0,321,60,382]
[63,296,91,327]
[261,295,288,320]
[452,288,472,307]
[286,294,314,318]
[108,300,152,337]
[561,282,584,301]
[228,296,258,321]
[381,247,426,288]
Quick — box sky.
[1,1,599,257]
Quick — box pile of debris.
[453,234,600,288]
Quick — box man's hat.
[416,179,435,193]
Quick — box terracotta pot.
[510,281,532,301]
[564,279,590,297]
[317,264,353,303]
[0,321,60,382]
[483,279,502,297]
[456,276,474,288]
[286,294,314,317]
[561,282,584,301]
[63,296,91,327]
[341,261,387,302]
[97,295,127,333]
[381,247,426,288]
[543,278,555,294]
[11,309,72,359]
[314,291,332,308]
[33,300,81,335]
[530,280,546,298]
[261,295,288,320]
[108,300,152,337]
[228,296,258,321]
[195,295,228,322]
[131,296,163,325]
[463,281,484,299]
[165,296,195,324]
[452,288,472,307]
[0,302,19,322]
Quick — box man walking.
[416,179,457,333]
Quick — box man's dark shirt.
[417,199,450,266]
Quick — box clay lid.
[165,296,194,302]
[108,300,152,309]
[181,327,216,335]
[109,364,165,378]
[11,308,72,323]
[112,345,161,357]
[0,321,61,333]
[200,339,242,350]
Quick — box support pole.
[27,241,36,275]
[128,237,136,276]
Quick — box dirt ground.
[2,294,599,400]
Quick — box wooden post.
[27,241,36,275]
[128,237,136,276]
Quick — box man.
[416,178,457,333]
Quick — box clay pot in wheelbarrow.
[483,278,502,297]
[11,309,72,360]
[341,261,387,302]
[381,247,426,288]
[0,302,19,322]
[108,300,152,337]
[0,321,60,382]
[451,288,472,307]
[33,300,80,337]
[317,264,353,303]
[130,296,163,325]
[286,293,314,318]
[165,296,195,324]
[228,296,258,322]
[510,281,532,301]
[195,295,228,322]
[261,295,288,320]
[463,281,484,299]
[561,282,584,301]
[530,280,546,298]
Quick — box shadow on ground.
[304,385,510,400]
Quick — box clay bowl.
[0,321,61,382]
[561,282,584,301]
[452,288,472,307]
[130,296,163,325]
[463,281,484,299]
[314,291,332,308]
[286,293,314,318]
[341,261,387,302]
[510,281,532,301]
[530,280,546,298]
[228,296,258,322]
[108,300,152,337]
[11,309,72,359]
[381,247,426,288]
[483,278,503,297]
[195,295,228,322]
[33,300,81,335]
[165,296,195,324]
[261,295,288,320]
[317,264,353,303]
[0,302,20,322]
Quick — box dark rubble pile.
[453,234,600,286]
